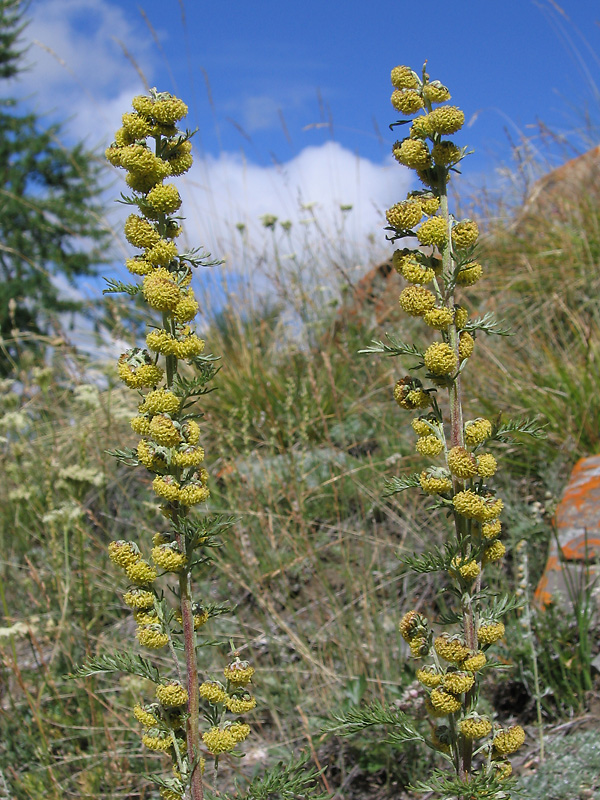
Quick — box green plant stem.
[440,188,475,781]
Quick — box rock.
[534,455,600,606]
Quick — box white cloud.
[11,0,413,307]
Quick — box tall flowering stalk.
[329,65,537,799]
[78,91,256,800]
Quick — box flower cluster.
[384,65,522,787]
[104,90,254,799]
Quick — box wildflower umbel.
[351,64,524,796]
[104,90,255,800]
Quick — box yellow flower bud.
[140,388,181,415]
[416,435,444,457]
[124,214,160,249]
[432,141,462,167]
[456,262,483,286]
[417,216,448,248]
[126,560,157,586]
[145,240,179,267]
[447,446,478,478]
[452,489,487,519]
[427,105,465,135]
[423,306,454,330]
[142,729,173,751]
[137,625,168,649]
[386,200,423,230]
[393,251,434,284]
[483,540,506,564]
[477,453,497,478]
[462,651,487,671]
[419,468,452,495]
[391,66,419,89]
[152,544,187,572]
[399,286,436,316]
[108,540,141,568]
[392,138,432,170]
[156,681,189,707]
[142,268,181,311]
[225,694,257,714]
[200,681,228,705]
[434,634,470,663]
[429,689,461,714]
[459,716,492,740]
[391,89,424,115]
[493,725,525,755]
[443,671,475,694]
[202,727,236,754]
[452,220,479,249]
[424,342,458,376]
[416,666,442,688]
[423,82,451,104]
[478,621,505,645]
[482,519,502,539]
[224,659,254,686]
[450,557,480,581]
[133,703,159,727]
[123,587,155,609]
[464,418,492,446]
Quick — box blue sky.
[10,0,600,312]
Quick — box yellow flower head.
[423,306,454,330]
[399,285,436,316]
[432,141,462,167]
[462,651,487,671]
[429,689,461,715]
[140,388,181,416]
[481,495,504,521]
[153,475,181,503]
[156,681,189,707]
[393,250,434,284]
[450,557,480,581]
[123,587,155,609]
[423,82,451,104]
[126,256,154,276]
[483,539,506,564]
[136,625,168,649]
[200,681,228,705]
[458,332,475,360]
[146,183,182,214]
[391,66,420,90]
[225,694,257,714]
[399,609,424,642]
[393,377,431,410]
[386,200,423,230]
[124,214,161,250]
[149,415,181,448]
[442,670,475,695]
[482,519,502,539]
[131,415,151,436]
[202,726,236,754]
[456,261,483,286]
[142,729,173,751]
[118,349,163,389]
[122,112,152,139]
[452,220,479,250]
[477,621,505,645]
[459,716,492,740]
[137,439,167,472]
[173,291,200,324]
[454,306,469,329]
[409,115,431,139]
[418,194,440,215]
[182,419,201,445]
[434,633,470,663]
[228,721,251,743]
[392,138,432,170]
[424,342,458,376]
[145,240,179,267]
[391,89,424,115]
[411,417,432,436]
[493,725,525,755]
[142,268,181,312]
[108,540,141,569]
[125,560,158,586]
[492,760,513,780]
[477,453,497,478]
[133,703,159,727]
[416,435,444,457]
[447,446,478,479]
[172,445,205,468]
[427,105,465,135]
[464,418,492,447]
[419,467,453,495]
[416,666,442,688]
[409,635,430,658]
[120,145,171,183]
[452,489,487,520]
[224,659,255,686]
[416,216,448,248]
[152,544,187,573]
[178,482,210,506]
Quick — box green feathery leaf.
[231,753,329,800]
[383,473,421,497]
[494,416,547,441]
[325,701,423,743]
[465,311,512,337]
[410,766,517,799]
[400,541,458,574]
[105,447,139,465]
[359,333,423,358]
[102,278,140,296]
[69,652,160,682]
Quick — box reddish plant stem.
[179,566,204,800]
